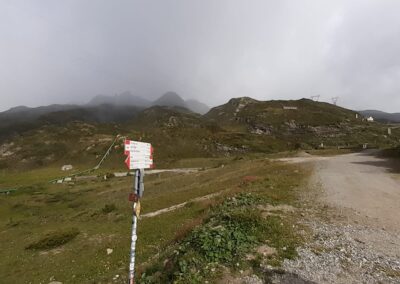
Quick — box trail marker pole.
[124,140,153,284]
[129,194,138,283]
[128,169,143,284]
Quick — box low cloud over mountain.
[88,91,209,114]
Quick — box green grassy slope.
[0,157,309,283]
[0,98,399,175]
[205,97,399,150]
[1,97,399,283]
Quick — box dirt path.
[279,151,400,283]
[141,190,224,218]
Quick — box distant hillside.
[0,104,143,141]
[0,91,209,140]
[359,110,400,123]
[88,91,209,114]
[132,105,201,129]
[0,104,79,139]
[1,96,399,171]
[204,97,398,150]
[205,97,358,128]
[152,92,209,114]
[38,105,143,124]
[186,99,209,114]
[152,92,188,108]
[0,104,78,121]
[0,105,219,170]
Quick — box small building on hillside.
[366,116,374,122]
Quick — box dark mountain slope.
[1,97,399,171]
[152,92,188,108]
[0,104,143,141]
[359,110,400,123]
[205,97,395,149]
[38,105,143,125]
[205,97,358,127]
[185,99,210,114]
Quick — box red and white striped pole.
[124,139,153,283]
[128,168,145,283]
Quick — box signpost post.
[124,139,153,284]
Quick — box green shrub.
[188,208,264,263]
[142,193,266,283]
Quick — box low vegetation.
[380,145,400,158]
[101,203,117,214]
[1,97,395,282]
[138,161,310,283]
[0,157,309,283]
[140,192,302,283]
[1,98,399,175]
[142,194,267,283]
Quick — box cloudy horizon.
[1,0,400,112]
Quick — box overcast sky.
[1,0,400,112]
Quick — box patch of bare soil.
[141,191,224,218]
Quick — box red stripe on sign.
[124,155,130,169]
[124,139,131,155]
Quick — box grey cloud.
[1,0,400,112]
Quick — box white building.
[366,116,374,122]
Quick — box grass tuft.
[101,203,117,214]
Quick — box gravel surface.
[276,151,400,284]
[282,220,400,284]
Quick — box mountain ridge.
[88,91,210,114]
[359,110,400,123]
[1,96,399,171]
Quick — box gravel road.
[316,150,400,233]
[280,150,400,283]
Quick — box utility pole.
[331,97,339,105]
[310,95,320,102]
